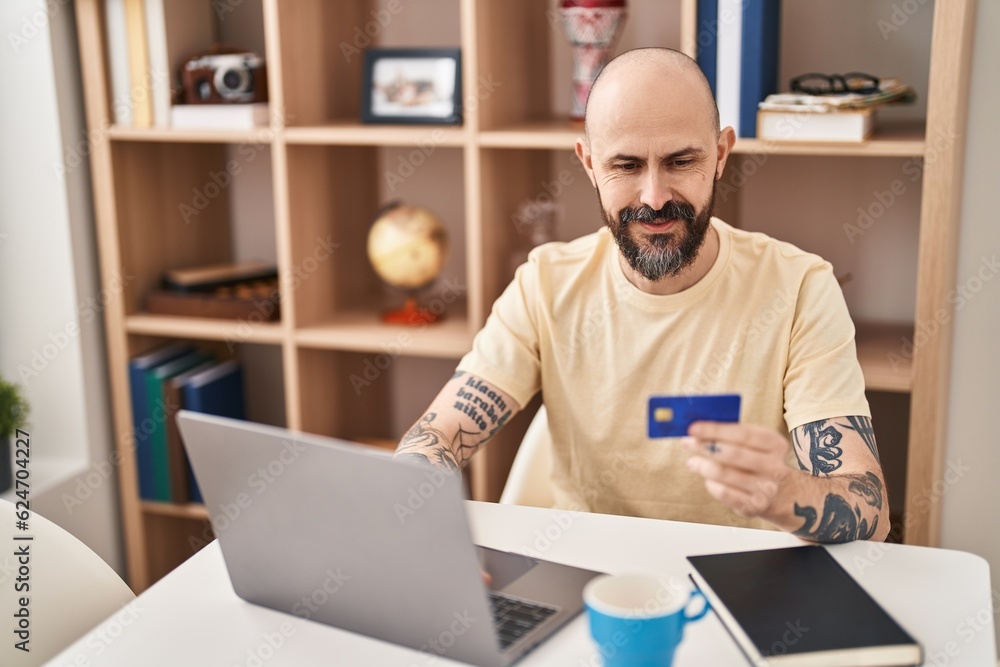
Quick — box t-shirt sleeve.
[455,258,543,409]
[782,262,871,431]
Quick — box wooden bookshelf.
[74,0,975,591]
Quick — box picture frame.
[361,48,463,125]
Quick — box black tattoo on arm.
[792,493,878,543]
[843,416,880,462]
[797,419,844,476]
[395,413,460,473]
[846,471,883,510]
[447,376,513,465]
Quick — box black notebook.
[687,546,922,667]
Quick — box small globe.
[367,203,449,291]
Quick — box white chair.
[499,405,556,508]
[0,500,135,666]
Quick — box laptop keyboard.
[488,592,559,651]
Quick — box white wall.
[0,1,122,573]
[941,0,1000,652]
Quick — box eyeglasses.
[789,72,881,96]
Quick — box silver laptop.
[177,411,602,667]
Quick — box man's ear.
[575,138,598,188]
[715,126,737,180]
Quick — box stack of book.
[145,261,281,321]
[756,80,917,144]
[129,343,246,503]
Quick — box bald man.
[395,48,888,544]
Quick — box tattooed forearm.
[777,416,888,542]
[798,419,844,476]
[843,416,879,462]
[846,471,883,510]
[394,372,521,470]
[793,492,879,543]
[396,413,459,472]
[448,376,513,463]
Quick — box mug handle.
[683,589,710,623]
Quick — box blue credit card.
[647,394,741,438]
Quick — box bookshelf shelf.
[141,501,209,521]
[125,314,285,345]
[295,312,472,359]
[75,0,974,591]
[108,126,272,144]
[733,122,927,158]
[478,121,584,150]
[284,122,469,147]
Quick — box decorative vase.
[558,0,628,122]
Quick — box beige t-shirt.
[457,218,870,530]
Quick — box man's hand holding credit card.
[648,394,796,521]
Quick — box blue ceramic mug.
[584,574,710,667]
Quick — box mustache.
[619,201,696,226]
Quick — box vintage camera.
[181,51,268,104]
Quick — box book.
[180,360,246,503]
[757,108,876,143]
[128,343,193,500]
[738,0,781,139]
[715,0,743,136]
[165,361,217,502]
[145,0,216,127]
[123,0,153,127]
[104,0,133,126]
[687,546,922,667]
[170,103,270,130]
[710,0,782,138]
[145,350,213,501]
[695,0,718,98]
[164,261,278,292]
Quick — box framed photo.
[361,48,462,125]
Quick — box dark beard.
[598,183,715,281]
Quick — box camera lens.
[215,64,252,101]
[222,70,243,91]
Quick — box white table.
[49,502,997,666]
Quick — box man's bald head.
[584,48,720,141]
